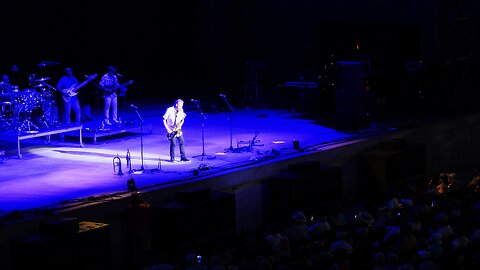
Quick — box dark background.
[1,0,480,116]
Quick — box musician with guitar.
[163,99,189,162]
[57,67,96,125]
[99,66,123,126]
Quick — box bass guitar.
[102,80,134,96]
[62,74,98,102]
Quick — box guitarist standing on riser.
[56,67,82,125]
[99,66,122,126]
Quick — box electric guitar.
[102,80,134,96]
[61,74,98,102]
[167,118,184,140]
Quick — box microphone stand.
[192,100,215,161]
[221,95,236,152]
[132,107,147,173]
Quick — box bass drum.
[29,106,45,126]
[14,89,39,108]
[24,90,41,109]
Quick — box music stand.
[221,94,236,152]
[192,100,215,161]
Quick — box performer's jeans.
[64,96,81,124]
[104,93,118,123]
[170,134,186,161]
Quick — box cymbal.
[34,84,48,88]
[34,77,50,82]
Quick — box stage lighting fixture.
[127,178,137,191]
[293,139,300,150]
[198,163,210,171]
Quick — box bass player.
[57,67,97,125]
[163,99,189,162]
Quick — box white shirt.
[163,106,186,129]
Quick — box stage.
[0,99,371,216]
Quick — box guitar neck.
[121,80,134,88]
[74,75,97,92]
[74,80,91,92]
[105,81,132,91]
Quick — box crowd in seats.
[135,167,480,270]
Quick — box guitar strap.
[103,75,117,96]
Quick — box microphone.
[116,73,123,77]
[219,93,227,98]
[130,104,139,109]
[191,99,199,103]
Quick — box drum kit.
[0,76,59,133]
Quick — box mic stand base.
[224,146,239,153]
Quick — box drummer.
[0,74,12,94]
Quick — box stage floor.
[0,99,397,217]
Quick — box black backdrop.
[2,1,480,112]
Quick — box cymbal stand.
[221,94,236,152]
[17,104,39,133]
[41,84,59,127]
[192,100,215,160]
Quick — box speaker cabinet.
[335,61,369,131]
[81,105,92,121]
